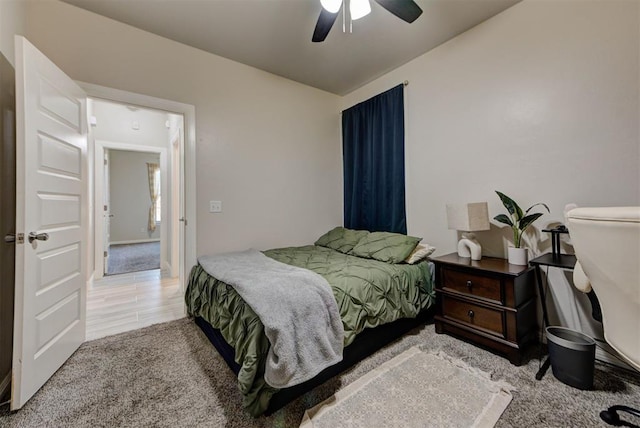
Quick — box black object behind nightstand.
[529,253,578,380]
[542,225,570,260]
[432,253,537,365]
[529,253,603,381]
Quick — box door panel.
[35,291,80,351]
[37,244,81,287]
[38,133,82,178]
[38,193,81,227]
[39,78,81,129]
[12,36,87,410]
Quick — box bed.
[185,228,436,416]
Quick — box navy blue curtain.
[342,84,406,234]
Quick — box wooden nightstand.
[432,253,537,365]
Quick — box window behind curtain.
[342,84,406,234]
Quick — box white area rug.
[300,346,514,428]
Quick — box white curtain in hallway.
[147,162,160,232]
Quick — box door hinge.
[4,233,20,244]
[104,205,108,211]
[104,251,108,257]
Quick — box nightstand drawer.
[442,268,502,303]
[442,295,504,337]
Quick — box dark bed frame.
[194,308,434,415]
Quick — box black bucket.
[546,326,596,390]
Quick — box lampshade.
[446,202,490,232]
[446,202,490,260]
[350,0,371,20]
[321,0,342,13]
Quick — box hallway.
[87,270,184,341]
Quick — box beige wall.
[24,0,343,257]
[92,99,172,149]
[342,0,639,256]
[108,150,161,243]
[0,1,26,66]
[341,0,639,354]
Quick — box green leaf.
[519,213,544,232]
[493,214,514,227]
[525,202,550,215]
[495,191,523,220]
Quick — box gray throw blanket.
[198,249,344,388]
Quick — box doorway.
[80,82,197,285]
[103,148,162,276]
[87,97,186,340]
[91,98,182,281]
[9,36,197,410]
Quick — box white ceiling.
[62,0,521,95]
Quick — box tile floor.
[86,269,185,341]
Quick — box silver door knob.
[28,232,49,243]
[4,233,16,243]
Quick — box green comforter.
[185,245,435,416]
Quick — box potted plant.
[494,191,550,265]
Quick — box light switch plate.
[209,200,222,213]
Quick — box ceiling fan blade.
[312,8,339,42]
[374,0,423,23]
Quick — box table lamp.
[446,202,490,260]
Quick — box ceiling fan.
[312,0,423,42]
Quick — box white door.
[12,36,87,410]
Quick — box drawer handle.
[467,310,475,319]
[466,280,473,290]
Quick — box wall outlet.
[209,200,222,213]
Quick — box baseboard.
[0,371,10,402]
[161,261,172,277]
[110,239,160,245]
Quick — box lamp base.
[457,233,483,261]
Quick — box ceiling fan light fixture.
[350,0,371,20]
[320,0,342,14]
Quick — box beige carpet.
[1,318,639,427]
[301,346,513,428]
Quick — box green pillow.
[315,227,369,254]
[350,231,422,264]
